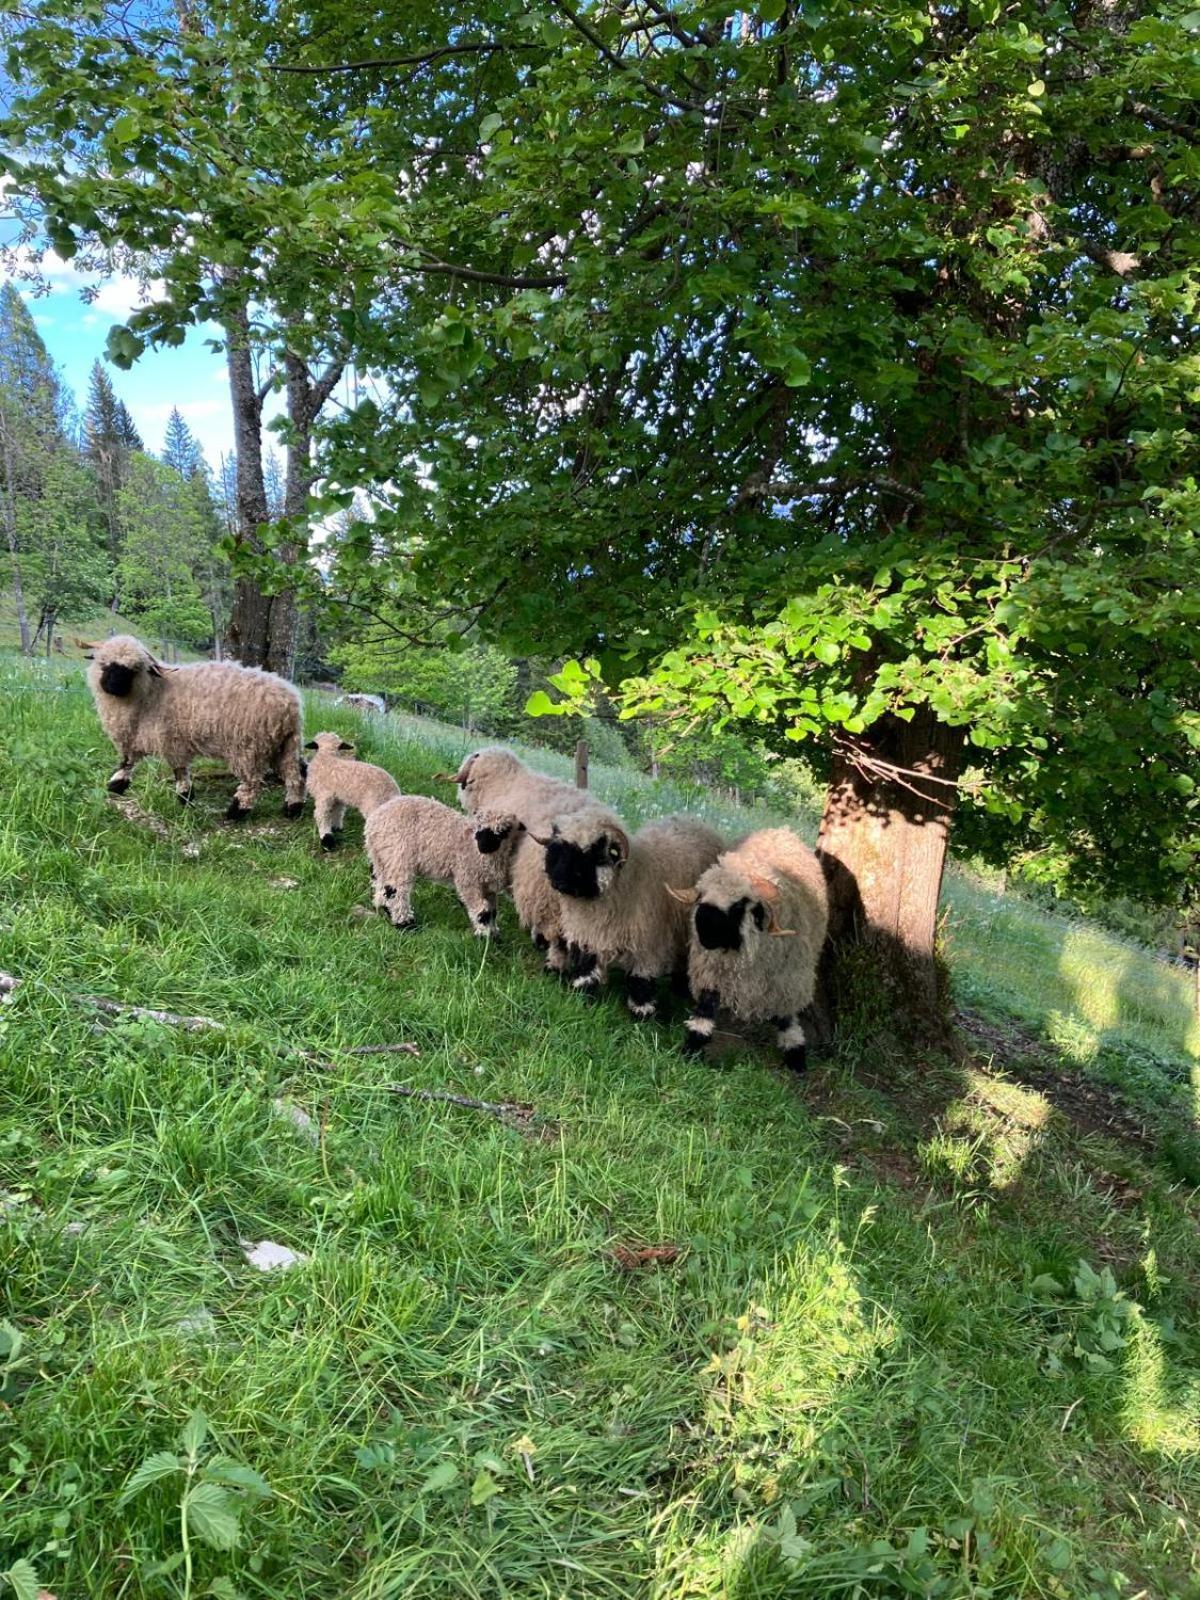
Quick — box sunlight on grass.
[1122,1314,1200,1459]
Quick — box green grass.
[3,655,1199,1599]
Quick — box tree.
[0,283,104,652]
[162,408,202,479]
[83,360,134,590]
[116,454,215,653]
[303,0,1198,1031]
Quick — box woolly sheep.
[533,802,724,1019]
[303,731,401,850]
[86,634,305,820]
[668,827,829,1073]
[444,746,590,967]
[364,794,524,937]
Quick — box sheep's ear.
[338,740,355,752]
[305,740,319,750]
[665,885,699,905]
[610,826,630,863]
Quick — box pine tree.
[83,360,128,584]
[0,283,84,652]
[115,400,143,451]
[162,407,203,479]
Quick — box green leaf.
[1027,79,1046,97]
[181,1409,209,1459]
[470,1469,502,1506]
[524,690,562,717]
[1,1559,40,1600]
[206,1458,272,1499]
[186,1482,241,1551]
[757,0,786,19]
[112,111,139,144]
[613,131,644,156]
[811,639,840,666]
[479,113,503,141]
[420,1460,460,1494]
[119,1450,182,1505]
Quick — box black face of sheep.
[474,822,515,855]
[98,661,138,697]
[544,833,623,900]
[694,897,767,953]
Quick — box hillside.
[1,655,1198,1599]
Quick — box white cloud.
[7,245,166,322]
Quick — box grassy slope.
[1,657,1197,1600]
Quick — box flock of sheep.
[85,635,830,1071]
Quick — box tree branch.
[1127,100,1198,142]
[550,0,704,113]
[269,40,537,75]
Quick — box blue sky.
[2,248,239,469]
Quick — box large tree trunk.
[223,295,274,670]
[816,705,964,1040]
[263,350,311,681]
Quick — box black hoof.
[283,801,304,820]
[392,918,416,932]
[682,1030,708,1056]
[782,1047,808,1075]
[320,833,338,851]
[225,799,249,821]
[107,776,131,795]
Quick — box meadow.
[2,653,1198,1599]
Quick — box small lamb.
[86,634,305,820]
[446,746,590,968]
[534,803,724,1018]
[364,794,524,937]
[303,731,400,849]
[669,827,829,1073]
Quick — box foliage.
[330,633,518,732]
[116,453,215,650]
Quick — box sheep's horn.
[432,772,459,783]
[611,825,631,863]
[665,885,699,905]
[748,872,780,902]
[526,831,553,848]
[767,921,797,937]
[83,651,95,661]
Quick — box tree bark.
[816,705,964,1039]
[223,293,274,669]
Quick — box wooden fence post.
[574,739,589,790]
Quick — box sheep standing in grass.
[669,828,829,1073]
[365,795,523,937]
[535,803,723,1018]
[86,635,305,820]
[443,746,589,966]
[304,732,400,850]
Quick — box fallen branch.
[0,971,222,1031]
[347,1043,421,1057]
[82,996,224,1031]
[387,1083,534,1123]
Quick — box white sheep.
[303,731,400,850]
[668,827,829,1072]
[533,803,724,1018]
[444,746,589,967]
[364,795,523,937]
[86,634,305,820]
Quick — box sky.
[1,249,240,469]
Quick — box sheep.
[440,746,590,832]
[532,803,724,1019]
[339,692,386,715]
[668,828,829,1073]
[441,746,590,968]
[303,731,400,850]
[364,794,524,937]
[86,634,305,820]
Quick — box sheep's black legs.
[173,766,193,806]
[626,973,658,1020]
[570,950,600,995]
[683,988,718,1055]
[773,1014,807,1074]
[107,756,137,794]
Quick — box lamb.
[442,746,590,966]
[441,746,590,832]
[85,634,305,820]
[533,803,724,1019]
[303,731,401,849]
[668,828,829,1073]
[364,794,524,937]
